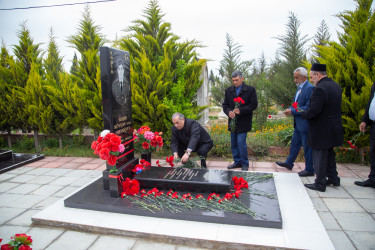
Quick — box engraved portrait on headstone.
[112,56,130,106]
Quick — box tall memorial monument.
[99,47,138,197]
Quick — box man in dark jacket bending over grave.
[171,112,213,168]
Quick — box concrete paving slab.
[51,176,79,186]
[0,173,16,182]
[27,175,58,185]
[52,186,79,198]
[70,177,100,187]
[0,182,20,192]
[43,168,73,176]
[132,241,176,250]
[340,178,360,187]
[31,184,63,196]
[9,194,46,209]
[0,193,24,206]
[9,174,36,183]
[311,197,329,211]
[26,227,65,250]
[32,196,60,210]
[40,162,65,168]
[346,231,375,250]
[23,161,48,167]
[356,198,375,213]
[58,162,82,169]
[26,167,53,175]
[0,207,26,224]
[63,169,94,178]
[7,209,40,226]
[45,231,98,250]
[8,167,34,174]
[0,225,31,241]
[8,183,41,195]
[332,212,375,231]
[345,186,375,199]
[326,230,356,250]
[318,212,341,230]
[317,186,351,198]
[323,198,365,213]
[88,235,136,250]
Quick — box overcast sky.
[0,0,371,74]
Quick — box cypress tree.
[211,33,253,106]
[67,5,106,136]
[118,0,206,132]
[315,0,375,150]
[269,12,310,106]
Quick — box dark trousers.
[312,148,340,188]
[286,128,313,172]
[177,141,213,159]
[369,125,375,181]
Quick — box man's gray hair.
[231,70,243,78]
[294,67,308,77]
[172,112,185,120]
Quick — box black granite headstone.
[134,167,232,193]
[100,47,138,195]
[100,46,134,169]
[0,150,44,174]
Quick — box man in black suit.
[222,71,258,171]
[301,63,343,192]
[356,83,375,188]
[171,112,213,168]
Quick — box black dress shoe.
[354,179,375,188]
[326,179,340,186]
[304,183,326,192]
[275,161,293,170]
[227,163,242,169]
[298,170,314,177]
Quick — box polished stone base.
[64,171,282,228]
[0,150,44,174]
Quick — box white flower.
[100,130,110,137]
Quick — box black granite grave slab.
[64,170,282,229]
[134,167,232,193]
[0,151,44,174]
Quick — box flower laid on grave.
[121,178,140,196]
[91,130,125,166]
[121,175,261,217]
[156,156,175,168]
[133,126,163,153]
[230,97,245,132]
[132,159,152,174]
[0,233,33,250]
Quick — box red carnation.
[110,135,121,146]
[107,154,117,166]
[292,102,298,111]
[99,148,110,160]
[1,244,13,250]
[91,141,98,150]
[150,138,158,147]
[142,142,150,150]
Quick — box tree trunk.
[34,130,41,152]
[93,129,99,140]
[59,135,63,149]
[7,129,12,148]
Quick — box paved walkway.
[0,156,374,249]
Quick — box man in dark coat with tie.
[356,83,375,188]
[222,70,258,171]
[276,67,314,176]
[301,63,343,192]
[171,112,213,168]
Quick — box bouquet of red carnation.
[91,130,125,166]
[121,178,140,196]
[0,233,33,250]
[230,97,245,132]
[133,125,163,153]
